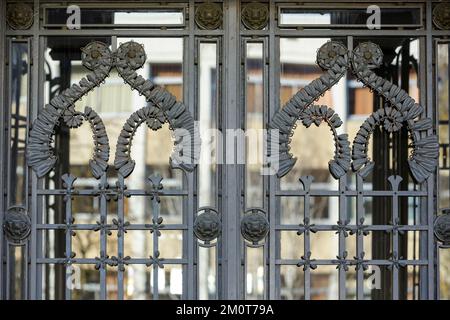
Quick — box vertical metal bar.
[5,247,10,299]
[425,0,435,300]
[215,37,222,300]
[99,174,107,299]
[151,190,159,300]
[184,0,196,299]
[338,177,347,300]
[117,177,125,300]
[242,38,249,298]
[4,38,13,300]
[303,182,311,300]
[221,0,242,299]
[30,0,42,299]
[262,36,269,300]
[63,179,73,300]
[391,177,400,300]
[0,0,5,300]
[34,35,45,301]
[22,37,32,300]
[268,0,280,299]
[356,175,364,299]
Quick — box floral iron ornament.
[268,41,438,184]
[27,41,199,179]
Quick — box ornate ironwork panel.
[0,0,449,300]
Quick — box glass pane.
[44,8,184,27]
[280,37,345,187]
[8,41,29,206]
[245,247,264,299]
[198,246,217,299]
[245,42,265,208]
[279,7,421,28]
[198,42,218,207]
[438,43,450,209]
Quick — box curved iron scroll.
[27,41,199,179]
[269,41,438,183]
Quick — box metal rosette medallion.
[194,207,221,246]
[435,209,450,246]
[3,206,31,245]
[241,208,269,247]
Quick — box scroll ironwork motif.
[435,209,450,245]
[268,41,438,184]
[27,41,199,179]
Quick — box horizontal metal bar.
[276,225,429,231]
[37,258,188,264]
[275,190,428,197]
[36,189,188,196]
[36,224,188,230]
[6,29,224,37]
[276,259,429,266]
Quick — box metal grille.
[1,0,449,300]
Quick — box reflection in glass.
[198,42,218,208]
[198,42,219,300]
[44,8,184,27]
[8,41,29,207]
[245,247,264,299]
[278,7,421,28]
[277,37,423,299]
[245,42,265,208]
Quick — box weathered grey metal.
[241,2,269,30]
[268,41,350,178]
[114,40,199,177]
[268,40,438,184]
[26,41,113,178]
[3,206,31,245]
[298,105,350,179]
[351,42,438,183]
[195,2,223,30]
[240,208,269,245]
[193,207,221,244]
[27,40,199,180]
[1,0,446,301]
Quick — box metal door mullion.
[184,1,196,298]
[424,1,435,299]
[32,33,45,301]
[338,177,347,299]
[63,177,73,300]
[303,186,311,300]
[221,0,242,299]
[268,0,281,297]
[355,175,365,299]
[391,180,400,300]
[151,188,160,300]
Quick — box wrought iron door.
[1,0,450,300]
